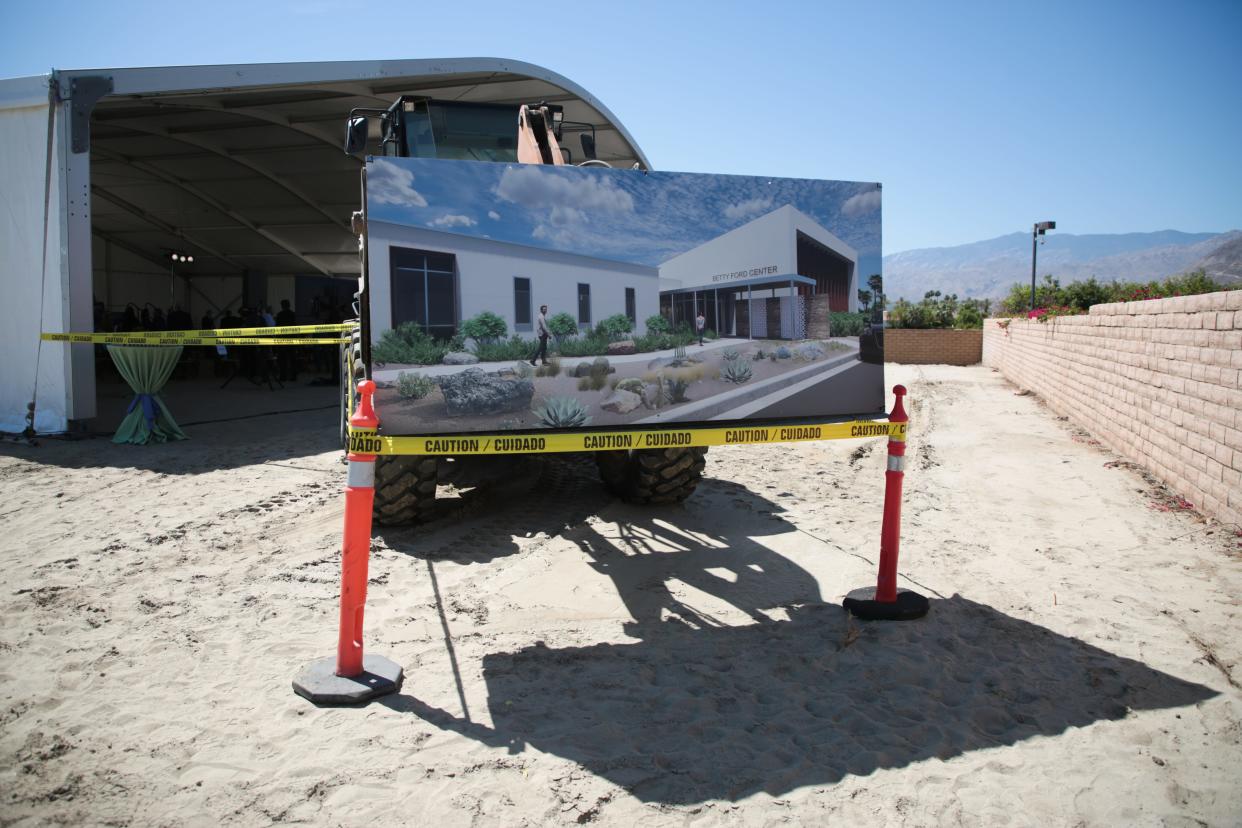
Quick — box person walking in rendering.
[530,304,551,366]
[695,310,706,346]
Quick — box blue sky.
[368,158,882,277]
[1,0,1238,253]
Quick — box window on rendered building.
[390,247,457,339]
[514,277,532,330]
[578,283,591,327]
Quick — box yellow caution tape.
[348,421,906,456]
[41,332,346,346]
[196,322,356,337]
[41,322,356,344]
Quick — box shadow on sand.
[374,457,1217,804]
[390,597,1214,803]
[2,400,341,474]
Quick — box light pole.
[1030,221,1056,311]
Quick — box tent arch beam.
[92,146,336,277]
[99,121,349,232]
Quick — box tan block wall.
[885,329,983,365]
[983,289,1242,527]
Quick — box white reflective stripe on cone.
[887,454,906,472]
[347,460,377,488]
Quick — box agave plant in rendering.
[534,396,592,428]
[721,358,753,384]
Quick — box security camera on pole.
[1030,220,1056,311]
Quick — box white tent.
[0,58,649,433]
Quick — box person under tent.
[274,300,298,382]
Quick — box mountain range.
[882,229,1242,302]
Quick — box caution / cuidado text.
[347,421,907,456]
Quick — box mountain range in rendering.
[882,229,1242,301]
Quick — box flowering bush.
[1026,305,1079,323]
[999,270,1233,316]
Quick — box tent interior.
[80,62,646,431]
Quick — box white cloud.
[842,188,881,217]
[495,166,636,249]
[531,214,591,248]
[368,159,427,207]
[495,166,634,216]
[531,224,564,243]
[549,205,586,226]
[429,214,477,228]
[723,197,773,221]
[487,210,501,220]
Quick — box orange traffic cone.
[843,385,930,621]
[293,380,404,704]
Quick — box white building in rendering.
[369,204,861,344]
[367,220,660,344]
[658,205,859,339]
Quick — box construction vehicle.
[343,97,707,524]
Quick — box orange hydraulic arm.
[517,103,565,166]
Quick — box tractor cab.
[344,96,602,166]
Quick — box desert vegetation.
[996,269,1235,321]
[887,291,990,330]
[881,269,1236,330]
[372,310,702,365]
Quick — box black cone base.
[843,587,930,621]
[293,654,404,705]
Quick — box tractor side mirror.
[579,133,597,161]
[344,116,369,155]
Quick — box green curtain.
[107,345,188,444]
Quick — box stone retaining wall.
[983,290,1242,527]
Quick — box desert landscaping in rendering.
[372,334,862,433]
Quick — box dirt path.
[1,365,1239,826]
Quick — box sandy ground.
[1,364,1240,826]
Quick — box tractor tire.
[373,455,439,526]
[595,446,708,505]
[341,323,440,525]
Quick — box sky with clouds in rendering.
[366,159,883,278]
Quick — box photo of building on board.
[364,158,884,435]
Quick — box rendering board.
[364,157,884,437]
